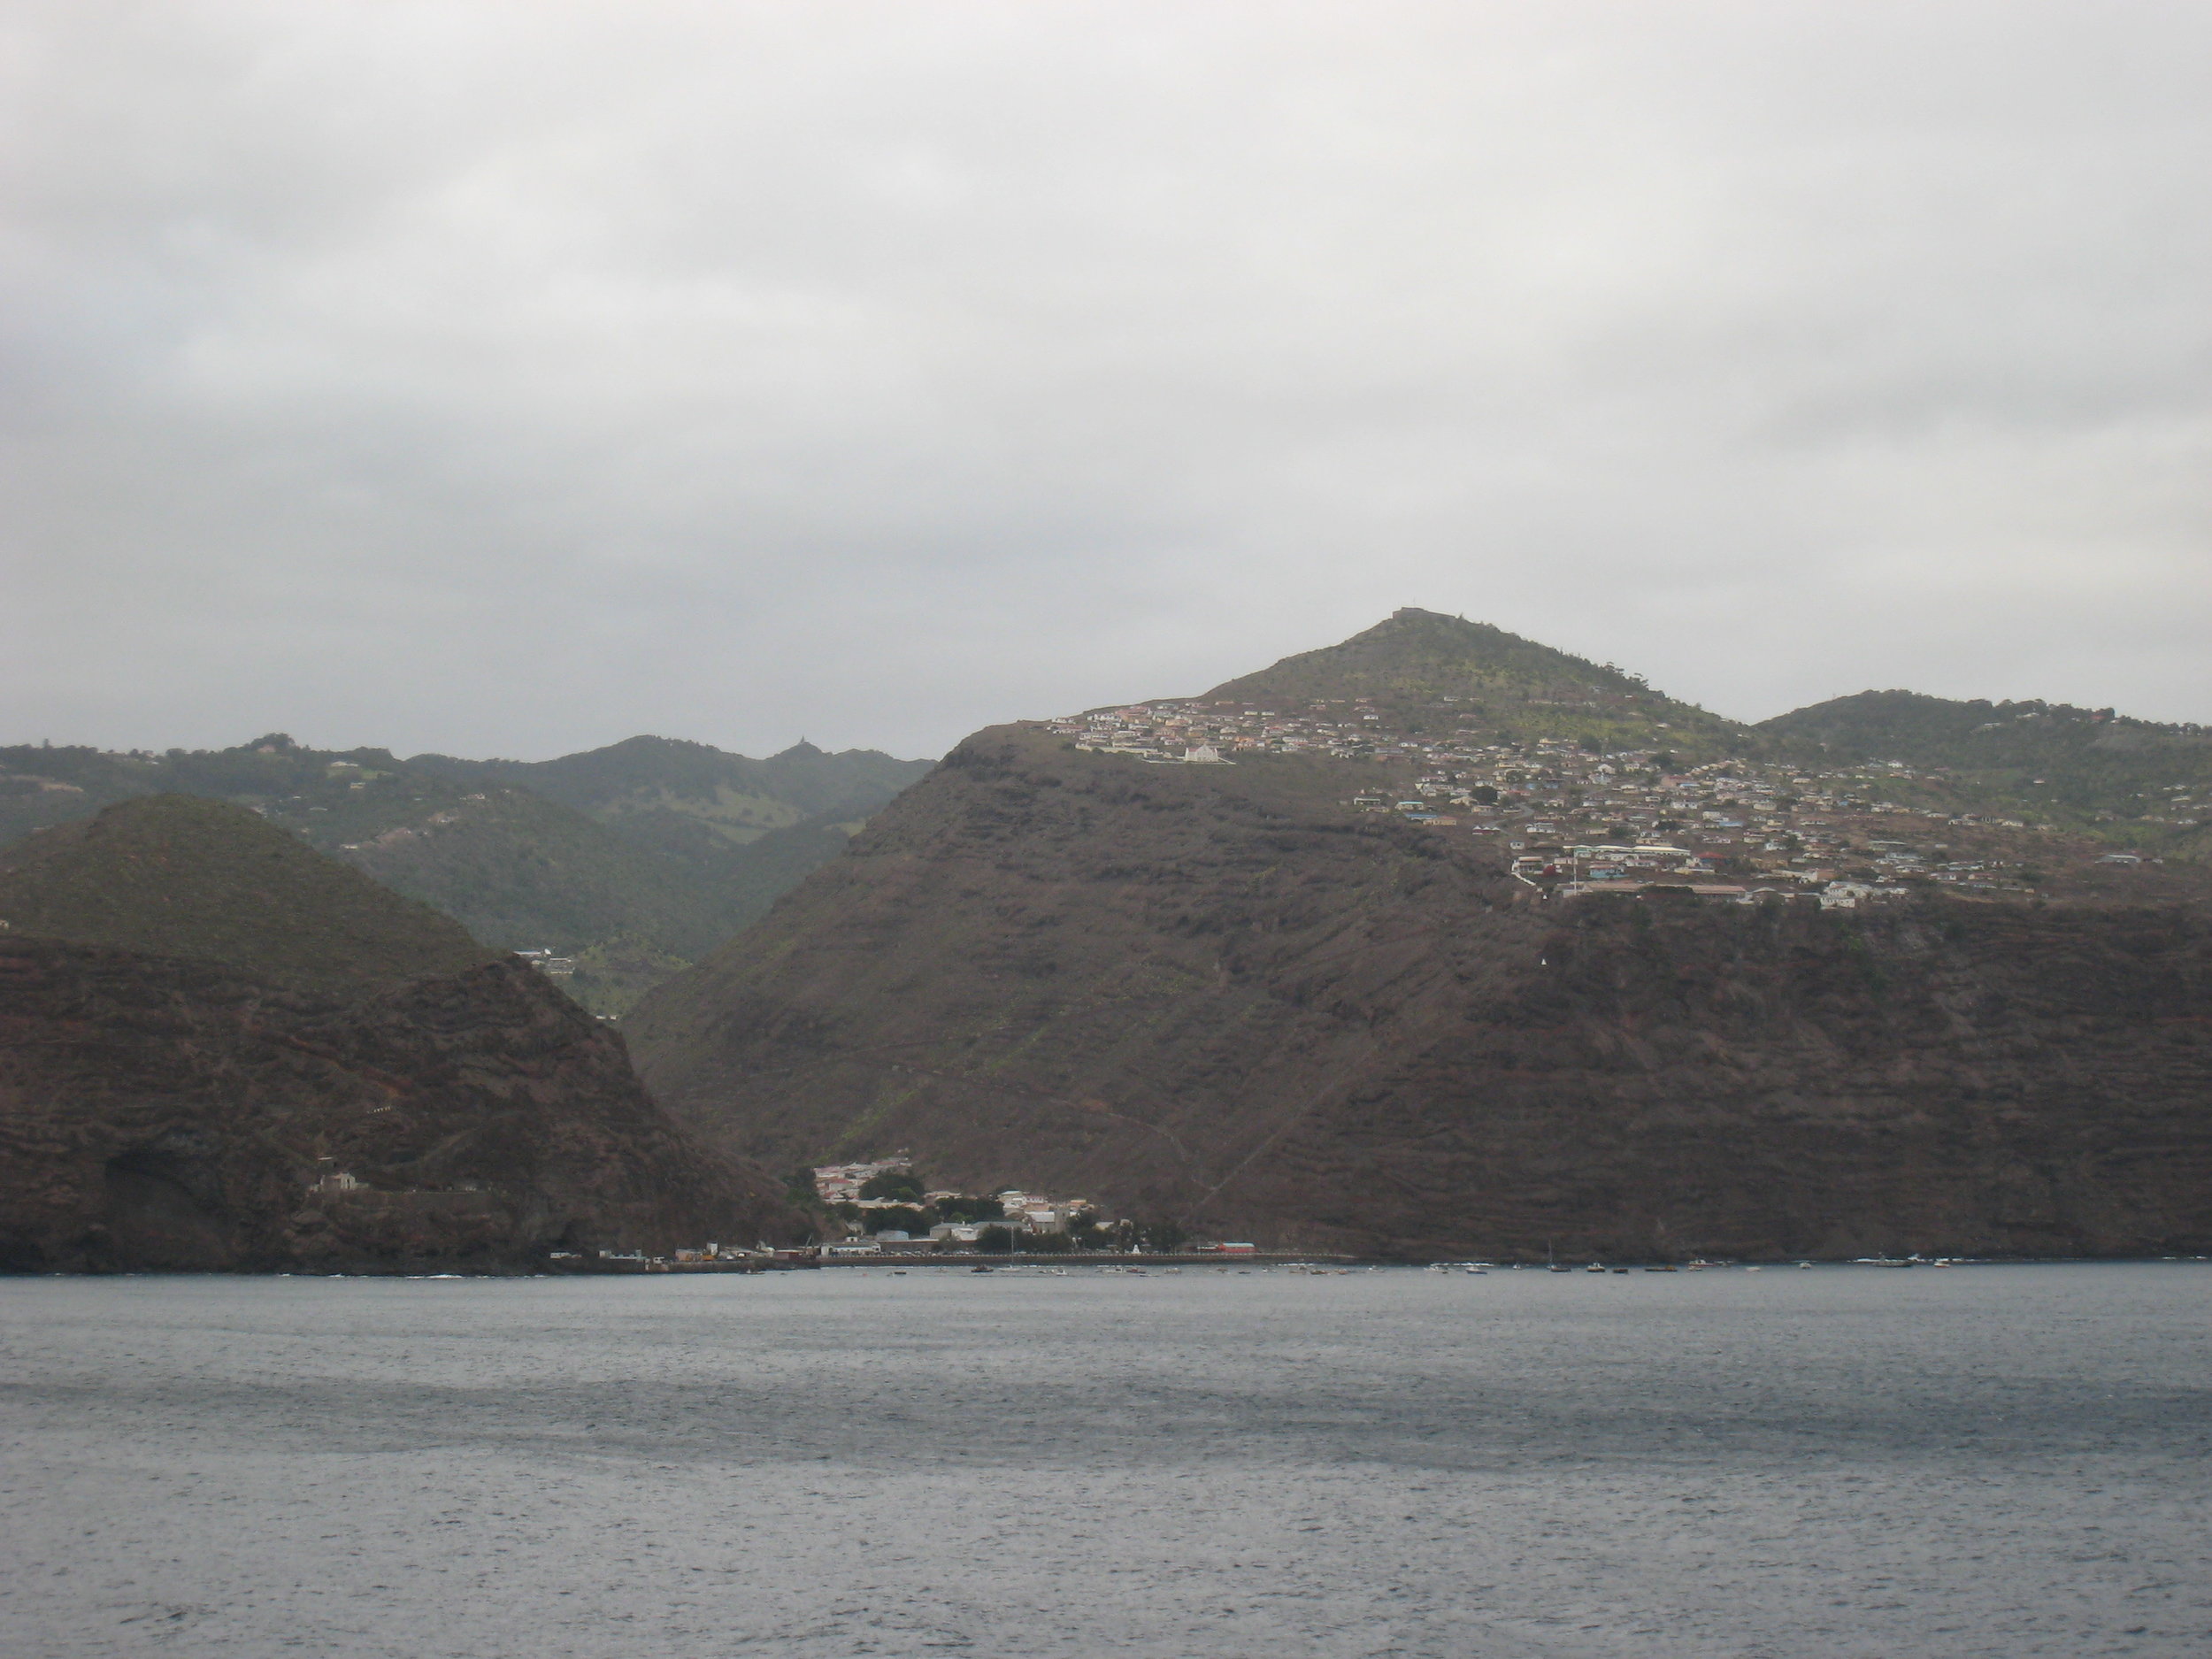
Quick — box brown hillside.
[628,724,2212,1261]
[0,942,807,1271]
[0,795,496,993]
[0,796,806,1271]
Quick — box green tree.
[859,1170,924,1202]
[933,1194,1003,1223]
[1138,1221,1187,1253]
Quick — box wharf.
[557,1251,1357,1275]
[814,1251,1356,1270]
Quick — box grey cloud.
[3,0,2208,759]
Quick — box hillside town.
[802,1157,1223,1257]
[1040,697,2170,906]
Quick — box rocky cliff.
[0,943,802,1271]
[628,725,2212,1260]
[0,798,804,1271]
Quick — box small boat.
[970,1264,994,1273]
[1584,1262,1607,1273]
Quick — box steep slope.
[0,795,496,992]
[629,723,2212,1261]
[1204,608,1749,756]
[0,798,803,1270]
[330,784,735,960]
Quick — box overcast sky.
[4,2,2208,761]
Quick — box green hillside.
[406,735,933,852]
[1205,609,1749,757]
[1760,691,2212,856]
[0,731,936,1015]
[330,785,735,958]
[0,795,496,993]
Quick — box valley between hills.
[0,733,932,1016]
[4,610,2210,1268]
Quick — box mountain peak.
[1209,611,1618,697]
[1189,611,1745,753]
[773,740,826,761]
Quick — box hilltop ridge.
[1759,691,2212,856]
[404,733,926,849]
[0,795,496,993]
[1202,609,1748,756]
[0,731,936,1014]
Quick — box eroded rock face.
[630,727,2212,1261]
[0,941,803,1271]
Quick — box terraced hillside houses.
[1041,699,2193,908]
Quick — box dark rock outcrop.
[0,795,806,1271]
[0,941,803,1271]
[629,726,2212,1261]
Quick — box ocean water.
[2,1263,2208,1658]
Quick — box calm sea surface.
[3,1263,2208,1658]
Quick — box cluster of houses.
[810,1158,1102,1253]
[1036,698,2103,903]
[1048,697,1388,764]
